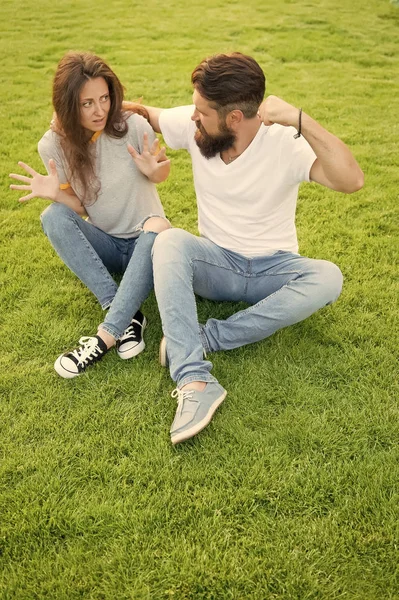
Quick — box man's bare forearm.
[258,95,364,194]
[300,113,364,193]
[142,106,164,134]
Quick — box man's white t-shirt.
[159,105,316,256]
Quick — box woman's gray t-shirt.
[38,113,165,238]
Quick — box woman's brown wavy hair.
[52,51,149,204]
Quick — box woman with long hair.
[10,51,171,378]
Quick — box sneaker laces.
[121,324,136,341]
[71,336,104,367]
[171,388,196,418]
[120,318,141,341]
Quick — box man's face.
[191,89,236,159]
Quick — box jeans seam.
[178,374,217,388]
[100,323,121,340]
[203,267,303,331]
[226,276,301,323]
[199,326,211,354]
[71,216,118,293]
[192,258,304,279]
[101,300,114,311]
[192,257,244,276]
[255,270,303,277]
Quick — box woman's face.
[79,77,111,132]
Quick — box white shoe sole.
[116,317,147,360]
[171,390,227,445]
[54,355,80,379]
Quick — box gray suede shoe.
[170,383,227,445]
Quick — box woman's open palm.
[127,132,170,179]
[9,160,59,202]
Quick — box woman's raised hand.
[9,160,60,202]
[127,132,170,180]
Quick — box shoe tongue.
[134,310,143,323]
[94,335,108,352]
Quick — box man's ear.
[226,109,244,129]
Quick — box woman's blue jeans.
[152,228,344,388]
[41,203,157,340]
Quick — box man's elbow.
[349,169,365,193]
[340,169,364,194]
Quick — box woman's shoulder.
[123,111,153,132]
[38,129,62,151]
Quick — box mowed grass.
[0,0,398,598]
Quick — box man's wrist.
[293,108,302,139]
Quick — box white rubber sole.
[54,355,80,379]
[116,317,147,360]
[117,339,145,360]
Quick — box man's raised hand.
[258,95,299,128]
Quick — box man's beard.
[194,119,236,159]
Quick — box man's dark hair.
[191,52,266,119]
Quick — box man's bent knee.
[152,228,197,265]
[317,260,343,304]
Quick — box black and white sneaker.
[54,335,108,379]
[116,310,147,360]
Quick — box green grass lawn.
[1,0,398,598]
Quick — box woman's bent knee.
[40,202,74,231]
[143,216,171,234]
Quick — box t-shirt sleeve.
[37,130,70,187]
[283,127,316,184]
[158,105,194,150]
[128,113,157,151]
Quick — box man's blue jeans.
[41,203,157,340]
[152,228,343,388]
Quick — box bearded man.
[142,52,364,445]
